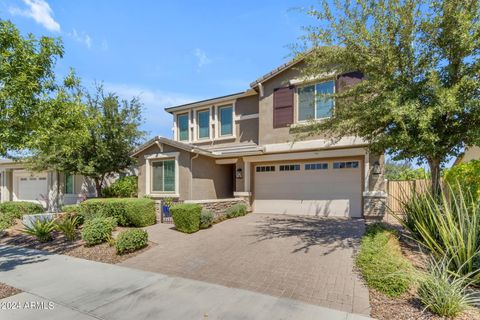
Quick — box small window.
[279,164,301,171]
[65,174,74,194]
[197,109,210,139]
[20,178,27,181]
[177,113,189,141]
[39,177,47,181]
[219,105,233,136]
[256,166,275,172]
[333,161,359,169]
[152,159,176,192]
[305,163,329,170]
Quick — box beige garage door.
[14,172,48,207]
[253,160,362,217]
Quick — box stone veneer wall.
[155,198,249,222]
[363,195,387,220]
[184,198,248,220]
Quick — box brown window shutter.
[336,71,364,92]
[273,86,294,128]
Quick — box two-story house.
[132,58,386,218]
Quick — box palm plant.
[23,219,56,242]
[56,215,79,241]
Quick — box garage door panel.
[253,161,361,217]
[13,172,48,208]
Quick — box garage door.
[253,160,362,217]
[14,172,48,207]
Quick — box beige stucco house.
[456,146,480,164]
[132,59,387,218]
[0,160,97,211]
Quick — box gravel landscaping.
[0,283,21,299]
[0,221,155,264]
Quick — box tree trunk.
[94,178,103,198]
[428,158,442,196]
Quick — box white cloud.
[68,29,92,48]
[194,48,212,69]
[103,83,201,137]
[9,0,60,32]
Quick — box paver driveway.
[120,213,370,315]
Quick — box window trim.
[145,152,180,197]
[218,104,234,137]
[176,112,190,142]
[296,79,335,123]
[196,108,211,141]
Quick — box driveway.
[0,245,370,320]
[120,213,370,315]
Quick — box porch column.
[0,169,12,203]
[47,171,60,212]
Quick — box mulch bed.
[0,283,22,299]
[367,223,480,320]
[0,220,155,264]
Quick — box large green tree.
[0,19,64,156]
[30,82,145,197]
[293,0,480,193]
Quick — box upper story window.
[197,109,210,139]
[219,105,233,136]
[177,113,189,141]
[298,80,335,121]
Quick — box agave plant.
[23,219,56,242]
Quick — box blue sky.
[1,0,314,139]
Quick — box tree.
[0,19,64,156]
[293,0,480,193]
[384,160,429,181]
[30,82,145,197]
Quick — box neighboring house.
[0,159,97,211]
[455,146,480,164]
[132,58,387,218]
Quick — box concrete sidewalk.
[0,245,370,320]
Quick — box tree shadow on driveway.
[250,215,365,254]
[0,245,50,272]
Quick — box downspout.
[190,150,200,200]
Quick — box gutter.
[190,151,200,200]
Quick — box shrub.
[56,215,80,241]
[226,204,247,218]
[418,258,480,318]
[444,159,480,202]
[200,210,214,229]
[397,185,480,282]
[356,223,413,297]
[115,229,148,254]
[171,203,201,233]
[0,201,44,230]
[62,204,80,214]
[102,176,138,198]
[78,198,155,227]
[81,217,116,246]
[22,219,56,242]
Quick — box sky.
[1,0,315,139]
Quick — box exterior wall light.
[236,168,243,179]
[372,161,381,175]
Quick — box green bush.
[102,176,138,198]
[226,204,247,218]
[81,217,117,246]
[62,204,80,214]
[22,219,56,242]
[444,159,480,202]
[78,198,155,227]
[115,229,148,254]
[418,258,480,318]
[171,203,201,233]
[397,185,480,282]
[200,210,214,229]
[56,215,80,241]
[0,201,44,230]
[356,223,413,297]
